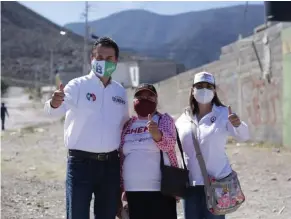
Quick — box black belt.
[68,149,119,161]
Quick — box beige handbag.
[190,121,245,215]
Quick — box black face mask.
[133,99,157,117]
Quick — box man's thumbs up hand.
[50,83,65,109]
[59,83,64,92]
[227,105,241,127]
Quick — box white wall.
[112,61,139,88]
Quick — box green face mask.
[91,59,117,77]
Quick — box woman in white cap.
[119,83,178,219]
[175,72,250,219]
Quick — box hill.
[65,5,265,69]
[1,1,82,83]
[1,1,133,84]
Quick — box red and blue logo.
[86,93,96,101]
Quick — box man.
[44,37,129,219]
[1,103,9,130]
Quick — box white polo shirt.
[44,71,129,153]
[175,105,250,185]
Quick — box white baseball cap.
[193,71,215,85]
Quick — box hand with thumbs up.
[50,84,65,108]
[228,106,241,127]
[147,114,162,142]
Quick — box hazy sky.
[19,1,263,26]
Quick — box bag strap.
[190,121,211,190]
[175,127,187,169]
[159,117,188,170]
[157,116,165,170]
[160,126,188,170]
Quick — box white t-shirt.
[122,115,170,191]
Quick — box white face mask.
[193,88,214,104]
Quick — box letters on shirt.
[125,126,148,135]
[112,96,126,105]
[124,125,152,144]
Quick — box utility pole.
[34,68,37,89]
[83,1,90,75]
[49,31,67,89]
[50,49,54,86]
[236,1,248,119]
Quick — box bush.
[1,80,9,96]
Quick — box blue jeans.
[66,153,120,219]
[183,186,225,219]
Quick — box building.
[58,59,185,88]
[112,59,185,88]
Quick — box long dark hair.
[189,85,225,115]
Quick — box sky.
[19,1,263,26]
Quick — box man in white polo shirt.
[44,37,129,219]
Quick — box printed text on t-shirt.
[125,126,148,135]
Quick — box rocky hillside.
[1,1,133,84]
[65,5,265,69]
[1,2,80,83]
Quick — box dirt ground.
[1,87,60,130]
[1,88,291,219]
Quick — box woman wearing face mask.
[175,72,250,219]
[119,83,178,219]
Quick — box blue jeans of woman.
[183,186,225,219]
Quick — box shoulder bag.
[160,119,189,198]
[190,121,245,215]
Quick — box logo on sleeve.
[86,93,96,102]
[112,96,125,105]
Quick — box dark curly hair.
[92,36,119,59]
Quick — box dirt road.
[1,87,60,131]
[1,88,291,219]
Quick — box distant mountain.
[1,1,134,83]
[65,5,265,69]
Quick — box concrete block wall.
[139,60,181,84]
[281,25,291,147]
[111,62,135,88]
[127,23,290,145]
